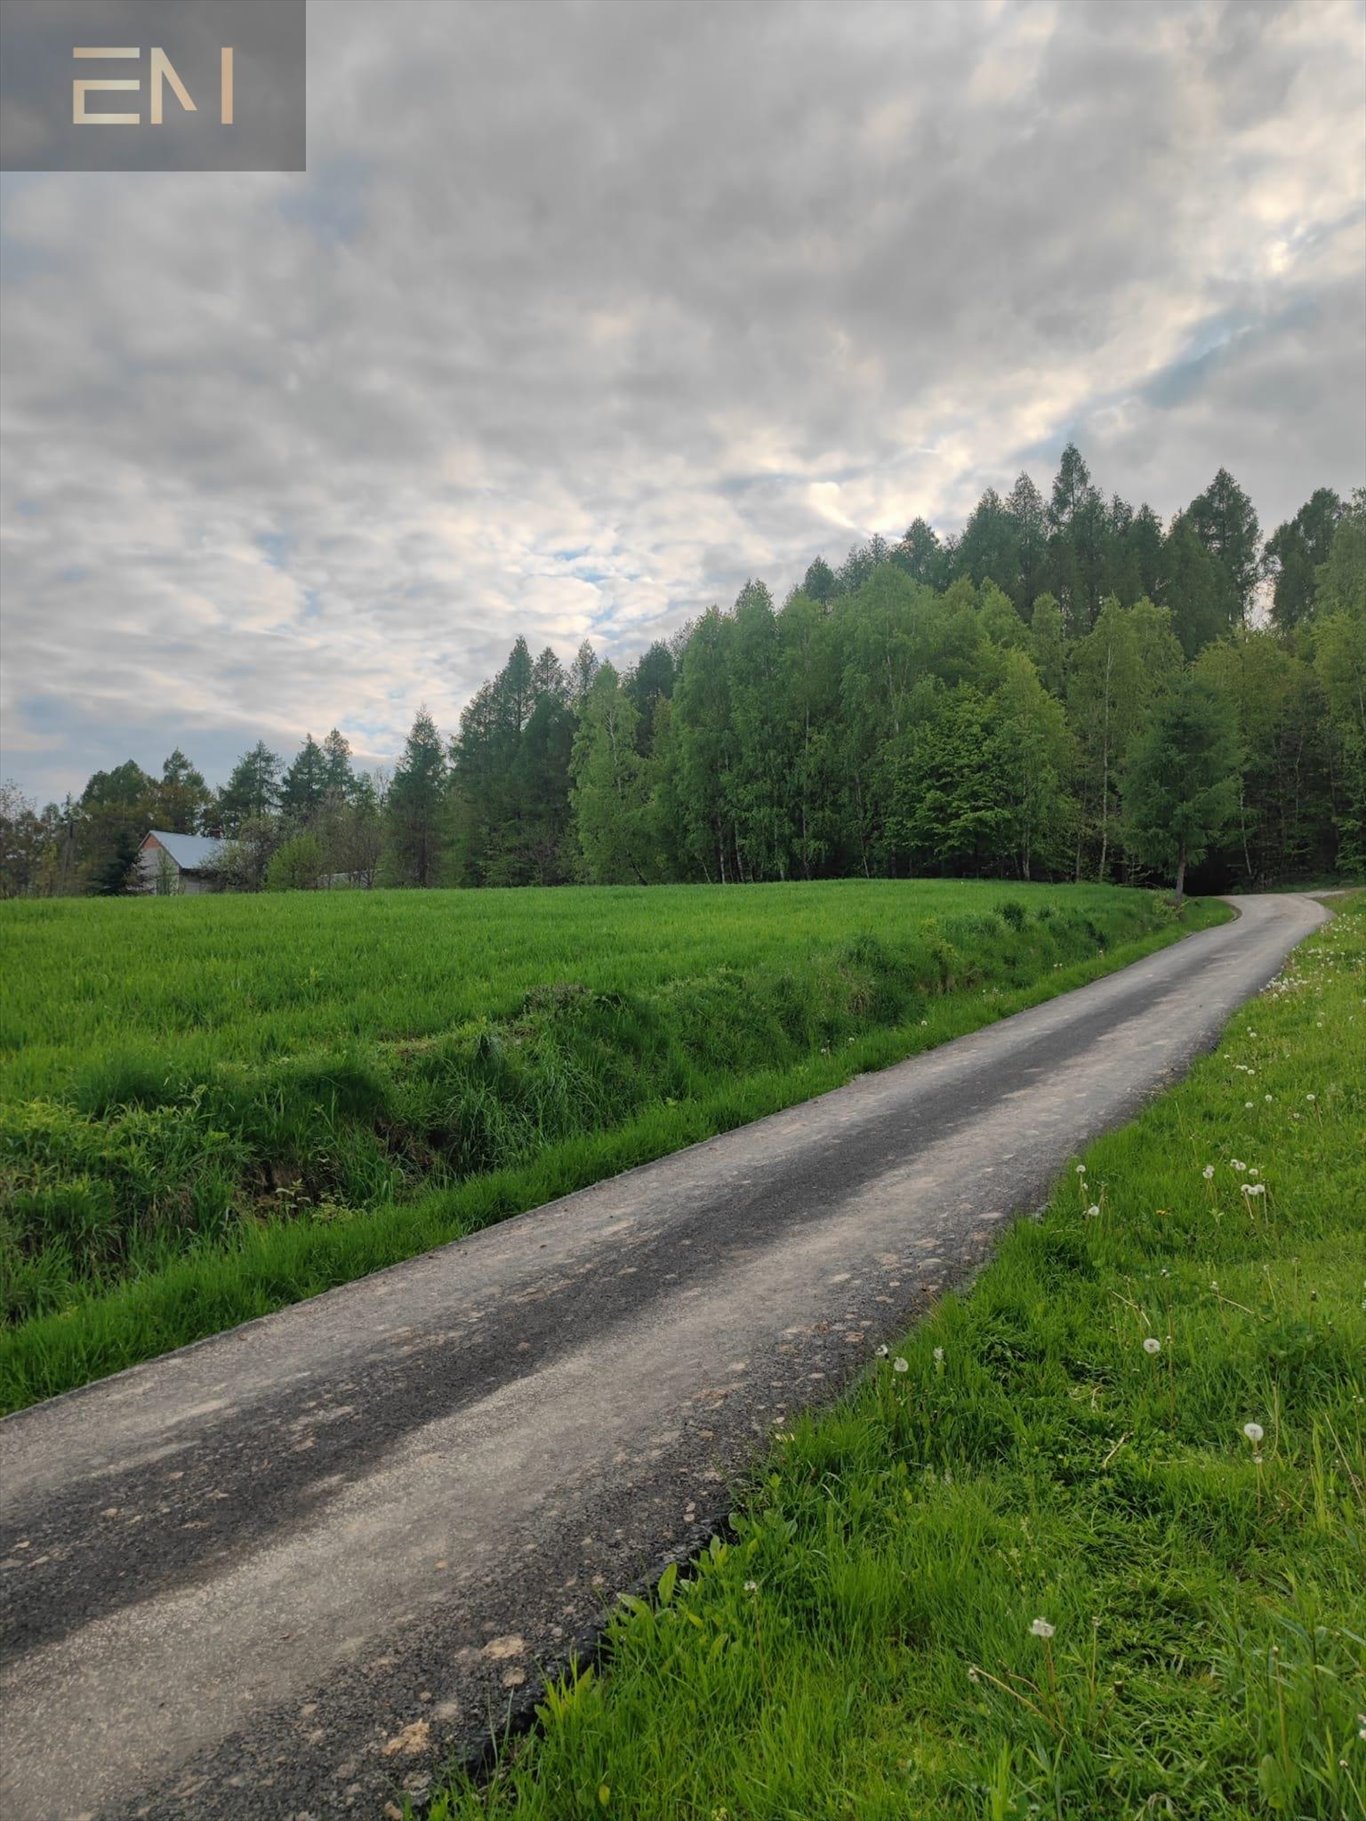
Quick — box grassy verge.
[0,888,1225,1410]
[431,896,1365,1821]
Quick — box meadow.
[0,880,1225,1407]
[433,895,1366,1821]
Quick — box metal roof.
[144,830,225,871]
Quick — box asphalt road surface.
[0,893,1329,1820]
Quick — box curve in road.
[0,892,1329,1819]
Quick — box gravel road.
[0,892,1329,1820]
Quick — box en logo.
[72,46,234,126]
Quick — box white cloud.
[1,0,1363,802]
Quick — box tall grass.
[430,896,1365,1821]
[0,882,1224,1407]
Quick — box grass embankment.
[433,897,1366,1821]
[0,882,1224,1409]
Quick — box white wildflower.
[743,1580,758,1592]
[933,1347,944,1364]
[1029,1618,1055,1639]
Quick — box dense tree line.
[2,450,1362,900]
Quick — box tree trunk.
[1174,846,1187,907]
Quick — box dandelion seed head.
[1029,1617,1055,1638]
[1243,1422,1264,1444]
[1143,1337,1161,1355]
[1202,1164,1215,1180]
[933,1346,944,1363]
[893,1357,909,1374]
[744,1580,758,1592]
[1086,1204,1100,1218]
[875,1344,889,1358]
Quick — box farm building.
[136,830,225,895]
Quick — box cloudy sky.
[2,0,1363,804]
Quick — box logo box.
[1,0,306,172]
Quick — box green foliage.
[1196,632,1336,885]
[264,831,325,891]
[1264,487,1342,631]
[1185,466,1262,620]
[279,733,328,822]
[216,813,283,892]
[431,900,1366,1821]
[216,741,283,834]
[386,706,448,886]
[155,748,213,834]
[79,759,157,895]
[1124,677,1241,899]
[1310,491,1366,875]
[571,666,651,884]
[0,881,1225,1401]
[8,457,1358,904]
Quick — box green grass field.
[0,881,1226,1409]
[431,896,1365,1821]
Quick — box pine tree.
[280,735,328,823]
[320,728,356,804]
[385,708,447,887]
[217,742,283,834]
[155,749,212,833]
[1186,468,1261,621]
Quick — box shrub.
[265,834,326,892]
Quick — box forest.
[2,446,1362,900]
